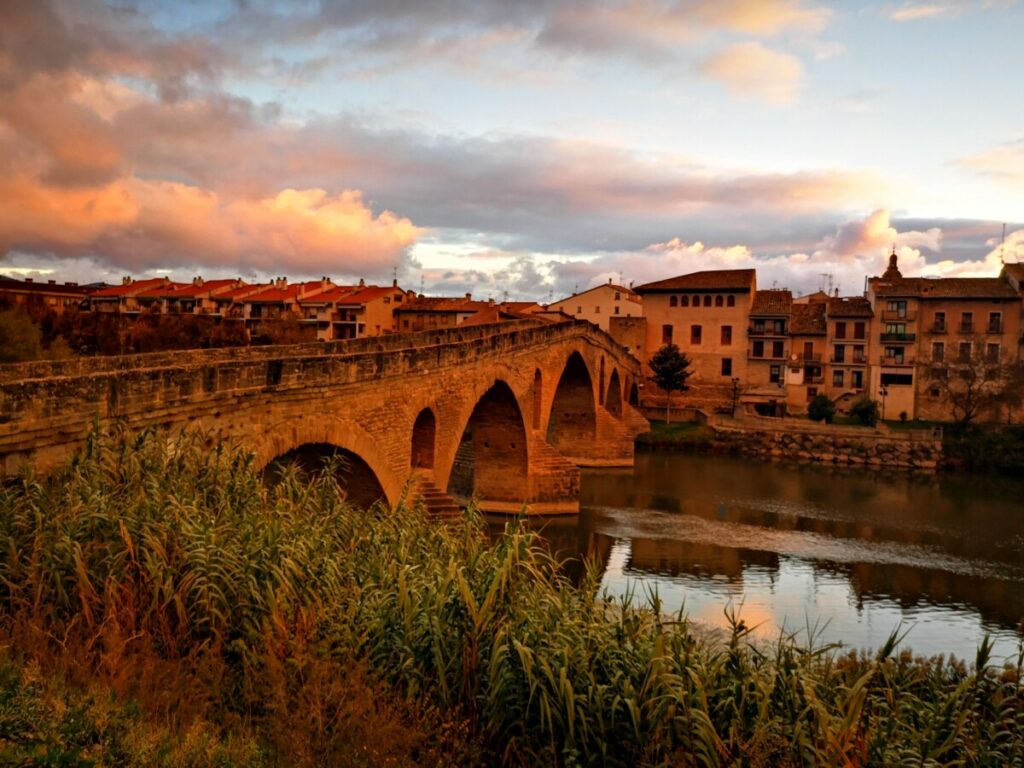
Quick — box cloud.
[692,0,830,35]
[889,4,954,20]
[956,137,1024,183]
[699,43,804,104]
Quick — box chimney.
[465,292,472,301]
[48,279,56,284]
[321,276,331,289]
[392,277,398,288]
[608,277,612,284]
[359,278,365,288]
[122,276,132,286]
[193,276,203,287]
[25,277,33,283]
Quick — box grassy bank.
[635,420,716,451]
[1,429,1021,766]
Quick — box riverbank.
[2,429,1021,766]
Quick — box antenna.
[1000,222,1007,264]
[392,265,398,283]
[419,273,424,295]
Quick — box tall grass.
[1,427,1021,766]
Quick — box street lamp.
[731,377,741,417]
[880,385,889,422]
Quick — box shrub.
[807,394,836,423]
[850,396,881,426]
[899,410,909,422]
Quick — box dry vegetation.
[0,428,1021,766]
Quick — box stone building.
[547,280,642,331]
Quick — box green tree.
[648,343,692,423]
[0,308,44,363]
[849,396,880,426]
[807,394,836,424]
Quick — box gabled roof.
[163,279,241,298]
[0,276,94,296]
[1001,263,1024,284]
[790,303,826,334]
[549,282,640,305]
[634,269,755,293]
[827,296,873,318]
[90,277,170,298]
[750,289,792,315]
[334,286,403,305]
[871,276,1018,299]
[396,296,493,313]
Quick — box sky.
[1,0,1022,300]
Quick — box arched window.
[670,295,678,307]
[693,296,700,307]
[727,295,735,307]
[680,296,689,307]
[715,295,724,307]
[703,295,712,307]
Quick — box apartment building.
[0,276,94,313]
[547,280,642,331]
[747,289,792,389]
[394,294,497,332]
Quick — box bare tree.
[923,338,1023,426]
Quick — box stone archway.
[411,408,436,469]
[606,369,622,417]
[629,382,639,406]
[264,443,387,509]
[447,381,529,509]
[546,351,597,456]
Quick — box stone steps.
[410,470,463,520]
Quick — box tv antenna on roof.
[1000,223,1007,264]
[819,272,834,295]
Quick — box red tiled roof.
[750,289,792,315]
[135,282,189,298]
[0,276,95,296]
[90,277,169,298]
[163,279,241,298]
[871,276,1018,299]
[550,282,640,304]
[396,296,494,313]
[827,296,874,318]
[1001,263,1024,283]
[335,286,402,305]
[635,269,755,293]
[215,283,268,300]
[790,303,826,334]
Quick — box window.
[670,296,678,307]
[721,325,732,345]
[853,345,865,363]
[833,370,845,387]
[932,342,945,362]
[715,295,723,307]
[727,295,735,307]
[703,295,712,307]
[887,300,907,318]
[934,311,945,331]
[851,370,863,389]
[773,319,786,335]
[958,341,972,362]
[803,341,814,360]
[885,323,907,336]
[615,292,621,301]
[988,312,1002,333]
[833,344,845,363]
[986,343,1000,362]
[753,340,764,357]
[680,296,689,307]
[835,321,846,339]
[930,386,941,397]
[770,365,782,384]
[383,296,391,304]
[615,306,620,315]
[403,320,409,329]
[721,358,732,376]
[881,373,913,386]
[884,346,905,364]
[807,387,818,400]
[960,312,973,333]
[691,324,702,344]
[577,305,582,313]
[854,322,866,340]
[594,306,601,313]
[772,340,784,358]
[693,295,701,307]
[662,324,673,344]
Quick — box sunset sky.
[1,0,1022,299]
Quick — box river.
[501,451,1024,663]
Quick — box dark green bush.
[850,396,880,426]
[807,394,836,423]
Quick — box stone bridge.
[0,320,648,514]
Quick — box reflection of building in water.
[625,538,779,582]
[840,561,1024,634]
[483,515,615,585]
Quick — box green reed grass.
[1,427,1021,766]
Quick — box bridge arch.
[411,408,436,469]
[606,368,622,417]
[265,443,388,509]
[546,351,597,456]
[255,417,401,507]
[447,380,529,510]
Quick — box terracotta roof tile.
[871,276,1018,299]
[1001,263,1024,283]
[750,289,792,315]
[90,277,169,298]
[826,296,873,317]
[635,269,755,292]
[396,296,494,313]
[790,303,827,334]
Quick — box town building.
[0,276,94,314]
[394,294,497,332]
[547,280,642,331]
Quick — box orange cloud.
[694,0,830,35]
[700,42,804,104]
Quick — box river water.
[506,451,1024,663]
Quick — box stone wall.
[709,424,942,469]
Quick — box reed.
[1,427,1021,766]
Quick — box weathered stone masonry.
[0,320,648,514]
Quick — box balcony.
[882,310,916,322]
[879,354,915,367]
[749,349,787,360]
[795,351,822,362]
[880,332,916,343]
[830,355,867,365]
[748,326,787,337]
[804,375,824,384]
[929,323,947,334]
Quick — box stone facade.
[0,320,648,515]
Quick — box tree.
[648,343,692,423]
[849,396,880,426]
[807,394,836,423]
[924,340,1022,426]
[0,309,45,363]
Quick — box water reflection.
[494,452,1024,662]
